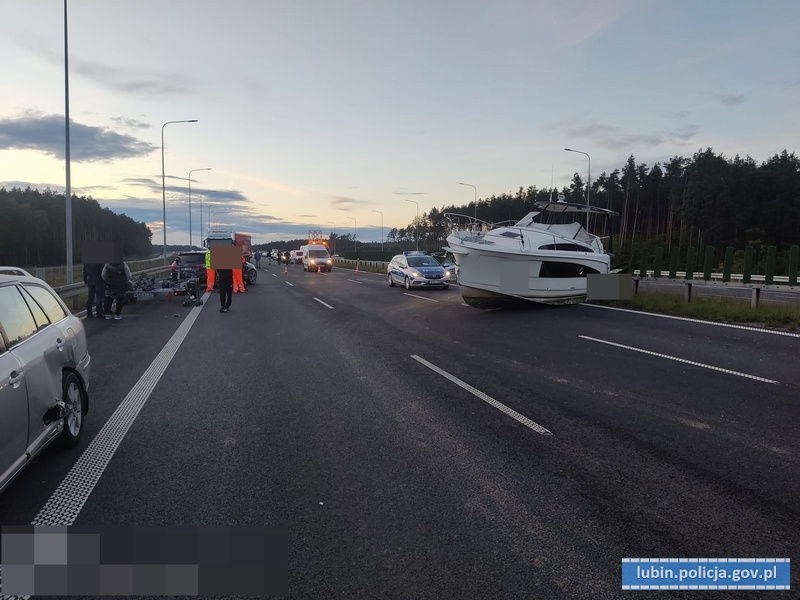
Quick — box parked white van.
[301,244,333,272]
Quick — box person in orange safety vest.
[233,254,247,292]
[205,250,215,291]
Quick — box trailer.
[126,274,204,306]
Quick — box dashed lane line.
[579,335,779,384]
[403,293,439,303]
[314,297,334,309]
[411,355,553,435]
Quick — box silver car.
[0,272,91,495]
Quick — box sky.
[1,0,798,248]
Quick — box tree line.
[385,148,800,260]
[0,187,153,267]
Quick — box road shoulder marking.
[30,295,209,527]
[579,335,778,384]
[581,303,800,338]
[411,355,553,435]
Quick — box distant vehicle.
[0,271,91,495]
[204,229,257,285]
[387,251,450,290]
[290,250,304,265]
[301,243,333,272]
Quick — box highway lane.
[0,263,797,599]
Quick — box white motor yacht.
[445,200,618,308]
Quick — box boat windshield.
[407,256,440,267]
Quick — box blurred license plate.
[136,292,155,297]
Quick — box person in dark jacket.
[101,262,133,320]
[83,263,105,318]
[217,268,233,312]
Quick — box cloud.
[715,93,744,107]
[330,196,374,210]
[669,124,701,145]
[666,110,690,119]
[0,112,155,162]
[9,32,194,96]
[564,121,663,150]
[111,117,151,130]
[295,214,317,218]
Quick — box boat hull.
[447,239,610,308]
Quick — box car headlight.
[310,259,316,264]
[411,271,420,278]
[326,259,332,264]
[445,270,451,277]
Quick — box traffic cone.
[317,265,321,274]
[284,265,288,275]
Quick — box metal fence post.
[639,250,648,279]
[630,249,641,276]
[685,246,696,281]
[703,246,714,281]
[765,246,776,285]
[652,247,663,279]
[789,245,799,286]
[722,246,734,283]
[669,247,679,279]
[743,246,753,284]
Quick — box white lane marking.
[30,294,208,527]
[582,303,800,338]
[461,302,469,307]
[272,273,277,277]
[403,292,439,303]
[347,279,363,284]
[314,297,334,309]
[411,355,553,436]
[285,281,294,287]
[579,335,779,384]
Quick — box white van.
[290,250,304,264]
[301,244,333,272]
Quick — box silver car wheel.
[388,273,395,287]
[404,276,411,290]
[59,372,84,447]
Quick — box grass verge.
[593,291,800,331]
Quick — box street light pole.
[162,119,198,263]
[327,221,336,256]
[188,168,211,249]
[459,182,478,222]
[564,148,591,206]
[372,209,384,253]
[64,0,74,283]
[405,199,419,251]
[347,216,357,253]
[198,190,217,247]
[212,210,231,228]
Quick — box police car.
[387,251,451,290]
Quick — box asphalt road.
[1,262,798,599]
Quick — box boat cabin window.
[538,243,593,252]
